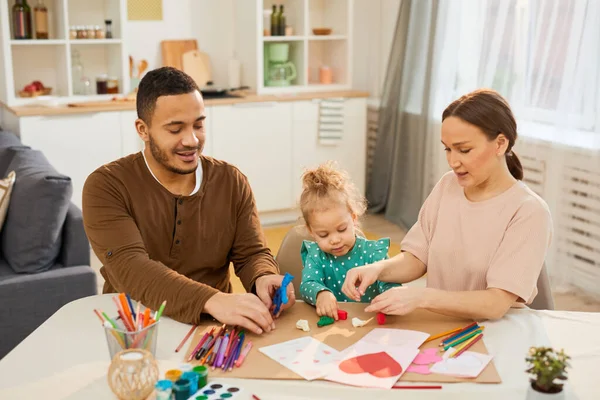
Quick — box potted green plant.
[525,346,570,399]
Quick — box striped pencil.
[440,322,479,346]
[443,327,484,351]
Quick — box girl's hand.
[364,286,429,315]
[316,291,339,320]
[342,262,384,301]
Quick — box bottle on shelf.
[71,50,85,95]
[12,0,32,40]
[270,5,278,36]
[34,0,48,39]
[278,5,286,36]
[105,19,113,38]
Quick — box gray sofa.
[0,130,97,359]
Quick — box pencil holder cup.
[104,320,160,360]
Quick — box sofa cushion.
[0,171,16,233]
[0,131,26,177]
[1,147,73,273]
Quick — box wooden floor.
[91,212,600,312]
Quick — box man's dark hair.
[136,66,200,125]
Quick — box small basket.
[312,28,332,36]
[18,87,53,97]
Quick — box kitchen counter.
[0,90,369,117]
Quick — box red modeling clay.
[376,312,386,325]
[337,309,348,320]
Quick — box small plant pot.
[526,383,565,400]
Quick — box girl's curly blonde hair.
[299,161,367,227]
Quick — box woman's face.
[441,116,508,188]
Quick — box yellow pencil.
[451,333,483,358]
[424,326,464,343]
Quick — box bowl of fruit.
[18,80,52,97]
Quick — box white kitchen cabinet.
[211,102,294,212]
[120,111,143,156]
[291,97,367,202]
[19,111,122,209]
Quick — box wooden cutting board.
[182,49,212,87]
[161,39,198,70]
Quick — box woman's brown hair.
[442,89,524,180]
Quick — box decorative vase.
[526,383,566,400]
[107,349,159,400]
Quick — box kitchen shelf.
[69,39,122,45]
[234,0,353,94]
[10,39,67,45]
[0,0,129,104]
[307,35,346,41]
[262,35,305,42]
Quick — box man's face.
[138,91,206,175]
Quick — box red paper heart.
[339,352,402,378]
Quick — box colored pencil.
[176,325,198,353]
[143,308,150,328]
[155,300,167,321]
[452,333,483,358]
[101,311,119,330]
[235,341,253,367]
[117,309,133,331]
[392,385,442,389]
[118,293,134,328]
[440,322,478,345]
[252,395,261,400]
[424,326,464,343]
[443,327,484,351]
[125,294,136,321]
[135,302,141,327]
[93,309,105,324]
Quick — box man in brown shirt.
[82,67,294,334]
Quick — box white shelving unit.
[234,0,353,94]
[0,0,128,106]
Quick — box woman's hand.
[341,262,384,301]
[364,286,429,315]
[316,291,339,320]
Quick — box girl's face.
[441,116,509,189]
[308,203,357,257]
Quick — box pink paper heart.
[323,350,331,355]
[412,348,442,365]
[407,364,432,375]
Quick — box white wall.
[353,0,400,101]
[125,0,193,73]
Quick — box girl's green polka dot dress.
[299,236,401,305]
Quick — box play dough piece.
[337,310,348,320]
[296,319,310,332]
[376,312,386,325]
[351,317,373,328]
[317,316,335,327]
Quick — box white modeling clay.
[351,317,373,327]
[296,319,310,332]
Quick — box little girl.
[298,162,399,320]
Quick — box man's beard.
[148,133,198,175]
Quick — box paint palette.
[186,381,244,400]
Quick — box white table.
[0,295,598,400]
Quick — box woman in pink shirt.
[342,89,552,320]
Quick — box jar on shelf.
[106,77,119,94]
[95,25,105,39]
[77,25,87,39]
[86,25,95,39]
[69,26,77,39]
[96,74,108,94]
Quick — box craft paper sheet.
[359,328,430,348]
[324,341,419,389]
[429,351,493,378]
[259,337,342,380]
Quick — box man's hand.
[255,274,296,317]
[204,292,275,335]
[316,290,338,320]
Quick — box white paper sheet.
[429,351,493,378]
